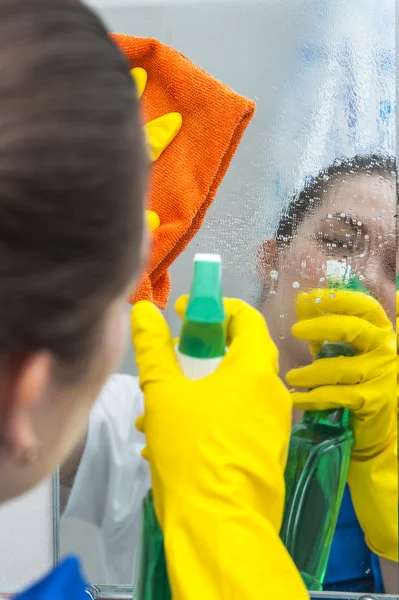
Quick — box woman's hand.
[131,298,308,600]
[286,288,397,562]
[286,288,396,460]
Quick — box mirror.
[58,0,397,597]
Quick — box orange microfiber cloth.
[111,34,256,309]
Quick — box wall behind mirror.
[59,0,397,597]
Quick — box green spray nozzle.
[396,273,399,291]
[178,254,226,360]
[317,260,369,360]
[325,260,369,295]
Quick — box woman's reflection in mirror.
[261,154,397,595]
[62,154,398,594]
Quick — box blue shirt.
[14,557,87,600]
[323,485,384,594]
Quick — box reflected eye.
[318,236,357,252]
[316,213,367,257]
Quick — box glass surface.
[57,0,397,598]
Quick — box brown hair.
[276,153,397,246]
[0,0,147,370]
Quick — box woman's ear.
[0,353,50,465]
[256,238,279,278]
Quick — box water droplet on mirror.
[315,297,322,304]
[319,277,325,283]
[329,293,336,298]
[359,275,365,281]
[278,334,286,340]
[292,281,300,288]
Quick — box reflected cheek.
[285,244,328,290]
[363,258,395,321]
[370,282,395,322]
[292,407,304,426]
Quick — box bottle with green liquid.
[280,259,369,591]
[134,254,226,600]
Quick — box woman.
[0,0,307,598]
[261,155,397,593]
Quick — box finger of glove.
[175,295,189,319]
[135,414,145,433]
[296,289,391,329]
[290,374,394,414]
[292,314,390,353]
[286,347,392,389]
[146,210,160,232]
[290,384,365,412]
[141,446,149,461]
[145,113,183,162]
[222,299,278,373]
[130,67,147,99]
[131,301,181,387]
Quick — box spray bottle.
[134,254,226,600]
[280,259,369,591]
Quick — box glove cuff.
[348,440,398,562]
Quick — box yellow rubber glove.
[146,209,160,232]
[131,299,308,600]
[286,288,397,562]
[131,67,182,162]
[131,67,182,233]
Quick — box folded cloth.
[111,34,256,308]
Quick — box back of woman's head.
[0,0,147,372]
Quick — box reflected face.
[263,172,396,375]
